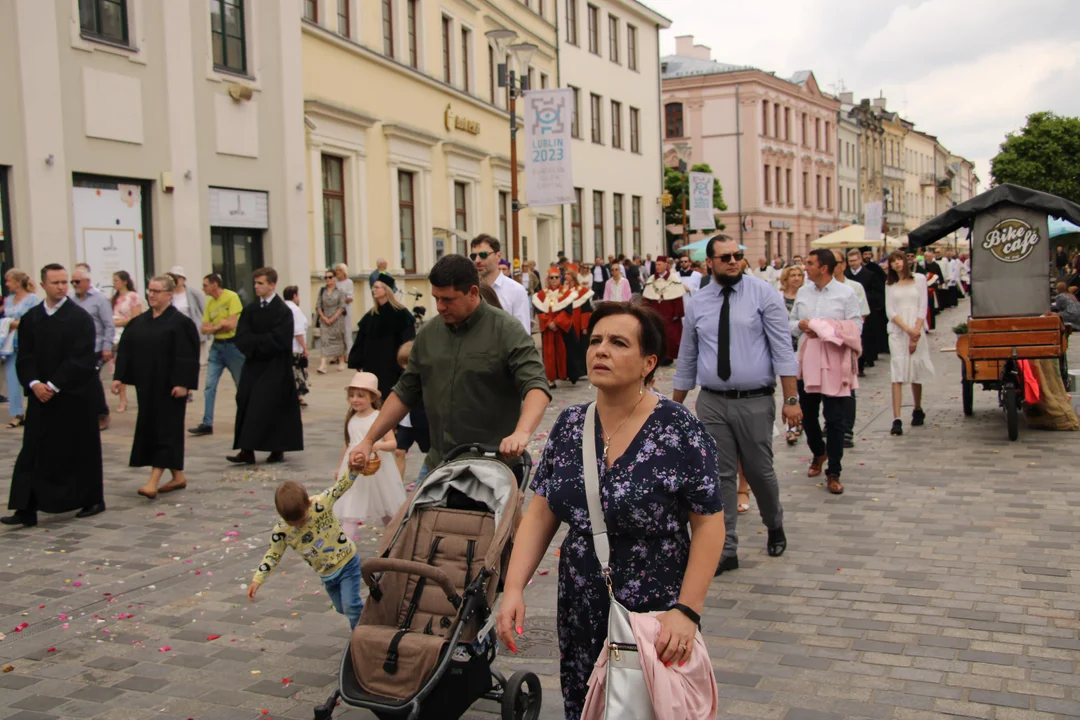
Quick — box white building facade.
[0,0,308,302]
[557,0,670,264]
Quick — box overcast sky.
[650,0,1080,185]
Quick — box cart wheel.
[961,365,974,416]
[501,671,542,720]
[1004,382,1019,441]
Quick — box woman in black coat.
[348,273,416,399]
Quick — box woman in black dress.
[113,275,199,499]
[347,273,415,399]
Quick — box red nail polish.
[509,643,517,654]
[516,626,523,635]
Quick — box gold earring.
[639,381,645,395]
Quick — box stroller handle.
[362,558,460,607]
[442,443,533,471]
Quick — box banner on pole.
[864,201,883,239]
[688,172,716,230]
[524,89,575,207]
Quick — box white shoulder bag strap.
[582,403,611,570]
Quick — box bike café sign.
[444,104,480,135]
[983,217,1041,263]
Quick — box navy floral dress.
[531,396,722,720]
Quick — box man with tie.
[673,235,801,576]
[228,267,303,465]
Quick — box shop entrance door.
[211,228,263,305]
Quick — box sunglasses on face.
[72,279,85,285]
[325,275,334,280]
[469,251,492,261]
[713,252,744,263]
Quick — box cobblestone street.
[1,299,1079,720]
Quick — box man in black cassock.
[917,248,945,331]
[847,247,889,374]
[112,275,200,499]
[227,267,303,464]
[2,264,104,528]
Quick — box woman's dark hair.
[586,302,666,384]
[885,251,912,285]
[478,283,502,309]
[283,285,299,302]
[112,270,135,308]
[808,248,837,274]
[428,254,479,294]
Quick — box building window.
[80,0,129,45]
[442,16,452,83]
[785,168,792,205]
[784,107,791,141]
[825,121,831,152]
[454,181,469,255]
[398,171,417,274]
[611,101,622,149]
[593,191,604,259]
[801,113,807,146]
[337,0,350,36]
[303,0,317,22]
[629,107,640,153]
[590,93,602,144]
[322,155,347,266]
[489,46,496,104]
[613,193,624,256]
[763,164,771,203]
[664,102,683,139]
[540,72,548,89]
[627,25,637,71]
[608,15,619,63]
[765,231,772,259]
[571,188,583,260]
[570,86,581,138]
[775,166,782,204]
[499,191,510,249]
[631,196,642,256]
[826,177,832,210]
[774,104,781,141]
[761,100,768,136]
[587,4,599,54]
[461,28,471,92]
[538,0,545,18]
[528,66,535,92]
[210,0,246,74]
[815,118,821,150]
[802,172,809,207]
[816,174,822,209]
[407,0,419,67]
[383,0,394,57]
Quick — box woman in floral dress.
[497,302,726,719]
[111,270,144,413]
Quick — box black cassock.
[114,306,200,470]
[347,305,416,399]
[234,295,303,452]
[8,301,103,514]
[847,264,888,363]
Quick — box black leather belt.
[701,386,775,399]
[213,337,236,344]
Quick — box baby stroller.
[313,444,542,720]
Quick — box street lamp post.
[487,30,536,270]
[674,142,693,254]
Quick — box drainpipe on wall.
[655,25,664,257]
[735,83,743,247]
[555,4,563,261]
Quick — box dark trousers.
[844,390,856,438]
[799,380,851,477]
[93,352,109,417]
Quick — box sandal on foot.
[737,490,750,514]
[6,416,24,429]
[137,487,158,500]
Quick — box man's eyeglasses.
[324,275,334,280]
[72,279,85,285]
[146,288,170,295]
[469,251,492,261]
[712,252,744,263]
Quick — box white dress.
[886,275,935,384]
[335,412,406,525]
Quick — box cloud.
[653,0,1080,184]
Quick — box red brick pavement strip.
[0,299,1078,719]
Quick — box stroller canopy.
[408,458,517,528]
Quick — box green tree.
[990,111,1080,205]
[664,163,727,230]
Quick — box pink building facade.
[661,36,840,261]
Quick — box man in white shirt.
[282,285,310,406]
[789,249,863,496]
[469,234,531,335]
[754,257,778,287]
[676,254,703,294]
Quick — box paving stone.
[967,689,1032,709]
[64,686,125,704]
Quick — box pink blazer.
[581,612,717,720]
[798,318,862,397]
[604,277,631,302]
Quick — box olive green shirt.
[392,302,550,467]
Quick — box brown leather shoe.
[807,454,827,478]
[827,474,844,494]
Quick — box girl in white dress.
[335,372,406,535]
[885,252,935,436]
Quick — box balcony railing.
[920,173,936,186]
[883,166,904,180]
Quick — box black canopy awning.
[908,183,1080,248]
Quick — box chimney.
[872,96,887,110]
[674,35,712,61]
[839,91,853,104]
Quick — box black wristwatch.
[670,603,701,628]
[785,396,799,406]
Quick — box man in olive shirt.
[189,273,244,436]
[351,255,551,473]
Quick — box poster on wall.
[523,89,575,207]
[82,229,139,290]
[864,201,883,239]
[73,183,145,294]
[688,172,716,230]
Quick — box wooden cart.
[955,316,1069,440]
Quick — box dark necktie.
[717,286,732,381]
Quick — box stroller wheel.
[500,671,542,720]
[313,690,339,719]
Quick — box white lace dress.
[886,275,935,384]
[335,412,406,527]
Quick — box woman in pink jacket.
[603,262,632,302]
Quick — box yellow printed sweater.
[253,472,358,585]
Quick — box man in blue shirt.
[674,235,802,576]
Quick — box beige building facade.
[301,0,557,312]
[0,0,307,302]
[661,37,840,262]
